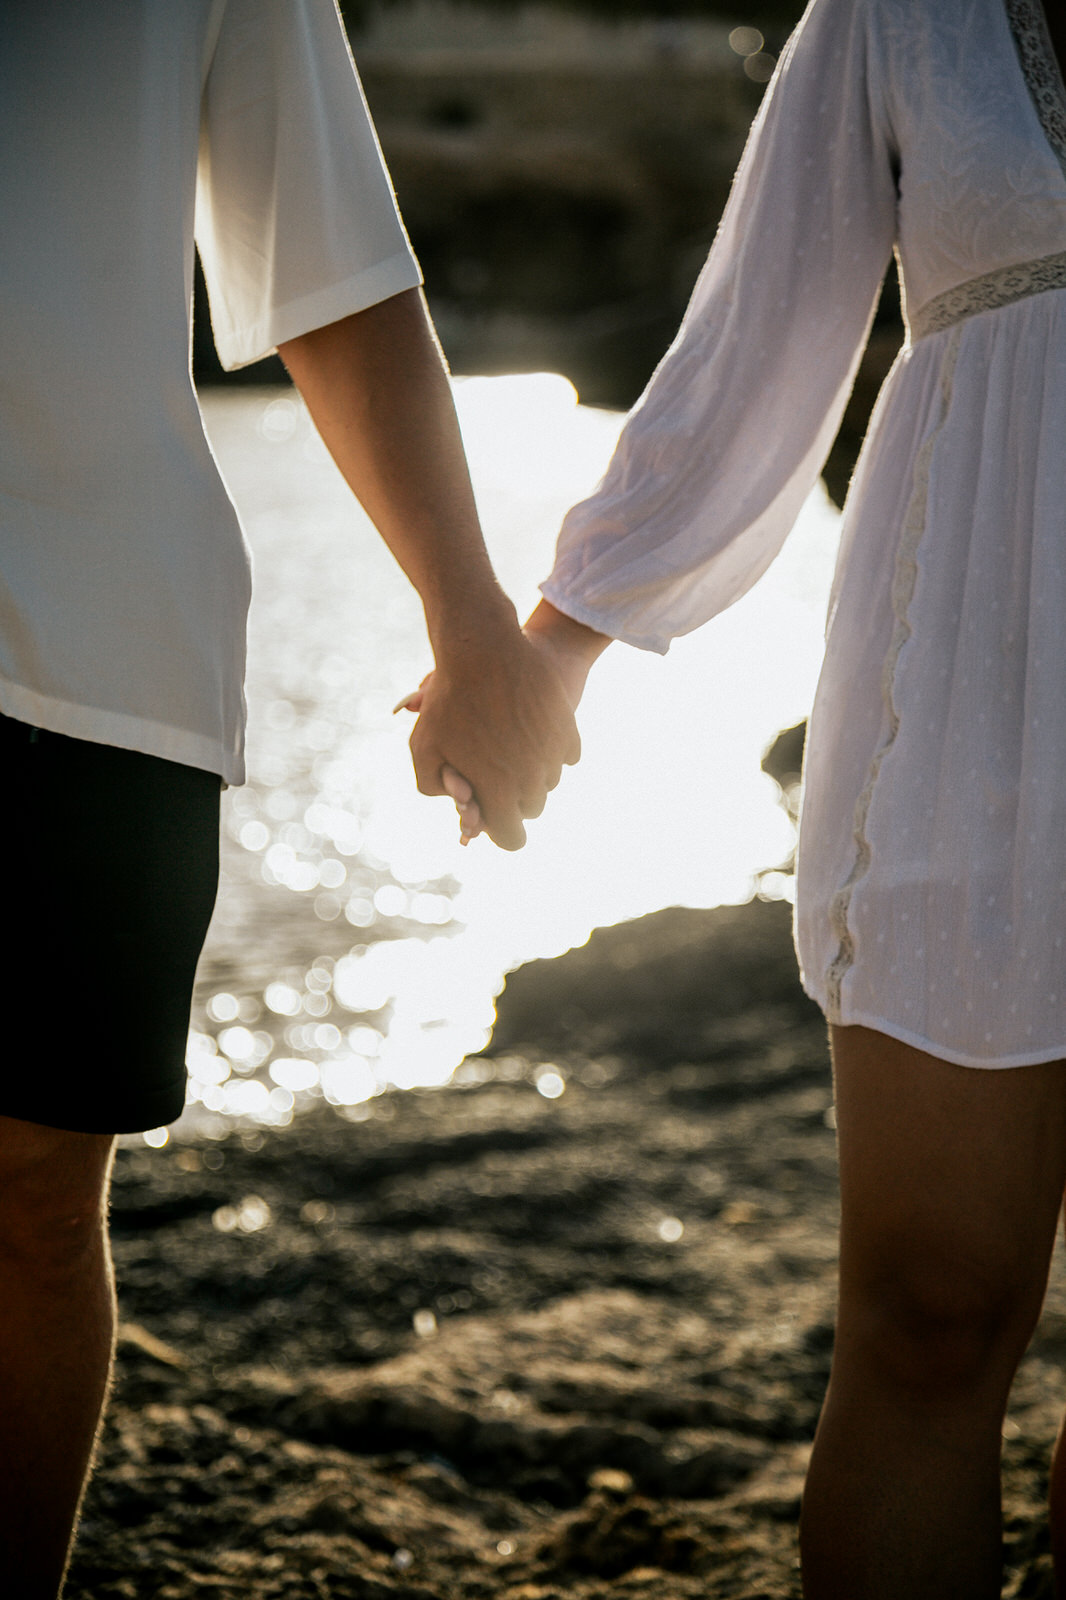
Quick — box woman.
[434,0,1066,1592]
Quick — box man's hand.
[402,600,610,847]
[408,614,582,850]
[278,294,603,851]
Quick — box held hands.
[403,614,580,850]
[398,600,610,848]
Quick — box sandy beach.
[64,898,1066,1599]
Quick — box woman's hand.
[522,599,611,710]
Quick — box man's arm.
[450,599,613,842]
[278,287,580,850]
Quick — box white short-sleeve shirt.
[0,0,422,784]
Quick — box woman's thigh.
[829,1024,1066,1388]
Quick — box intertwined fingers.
[406,638,580,850]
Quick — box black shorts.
[2,714,220,1134]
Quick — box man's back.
[0,0,420,782]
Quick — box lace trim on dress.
[909,250,1066,340]
[823,325,963,1024]
[1005,0,1066,165]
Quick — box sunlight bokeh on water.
[156,377,840,1141]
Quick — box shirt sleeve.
[195,0,422,371]
[541,0,898,652]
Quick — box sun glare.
[170,378,842,1134]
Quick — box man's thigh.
[2,714,220,1135]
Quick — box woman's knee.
[837,1226,1046,1400]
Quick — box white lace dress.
[542,0,1066,1067]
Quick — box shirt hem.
[800,973,1066,1070]
[217,253,424,371]
[537,582,671,655]
[0,678,243,786]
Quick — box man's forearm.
[278,287,514,649]
[277,289,581,850]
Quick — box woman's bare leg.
[800,1025,1066,1600]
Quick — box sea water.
[164,377,840,1140]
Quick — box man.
[0,4,578,1593]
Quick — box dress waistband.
[909,250,1066,341]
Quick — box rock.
[542,1484,704,1577]
[116,1323,188,1369]
[760,722,806,790]
[489,899,820,1061]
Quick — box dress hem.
[801,974,1066,1070]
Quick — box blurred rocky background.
[67,898,1064,1598]
[193,0,904,506]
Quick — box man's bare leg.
[800,1026,1066,1600]
[0,1115,117,1598]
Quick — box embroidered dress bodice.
[1006,0,1066,163]
[895,0,1066,329]
[542,0,1066,1068]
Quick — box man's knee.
[0,1116,115,1272]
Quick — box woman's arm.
[541,0,898,651]
[523,600,613,709]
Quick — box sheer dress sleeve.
[195,0,422,371]
[541,0,899,652]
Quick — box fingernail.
[392,692,419,714]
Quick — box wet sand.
[67,899,1066,1598]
